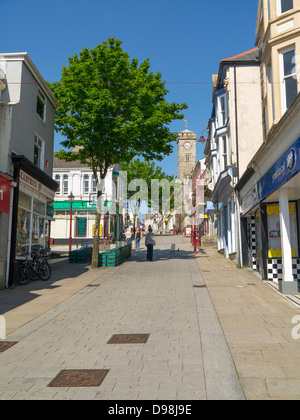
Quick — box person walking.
[135,227,141,250]
[125,228,132,244]
[145,226,156,261]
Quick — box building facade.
[237,0,300,294]
[52,155,124,246]
[0,52,58,289]
[205,49,264,265]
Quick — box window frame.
[36,88,46,122]
[277,0,293,15]
[33,135,44,170]
[280,46,298,114]
[217,93,228,128]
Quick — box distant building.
[52,153,124,246]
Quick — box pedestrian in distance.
[125,228,132,244]
[135,227,141,250]
[145,226,156,261]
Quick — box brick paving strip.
[195,246,300,400]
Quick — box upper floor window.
[280,47,298,112]
[36,89,46,121]
[83,175,89,195]
[55,174,61,194]
[92,176,97,194]
[217,94,228,127]
[63,174,68,195]
[34,136,44,169]
[278,0,293,15]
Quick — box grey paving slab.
[0,235,244,400]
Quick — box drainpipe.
[234,64,243,268]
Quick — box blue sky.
[1,0,259,176]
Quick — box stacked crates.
[69,243,132,267]
[68,247,92,263]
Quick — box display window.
[267,203,298,257]
[16,191,49,257]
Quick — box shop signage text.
[257,137,300,202]
[20,170,54,200]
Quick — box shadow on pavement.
[130,246,206,262]
[0,260,91,315]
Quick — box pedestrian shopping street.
[0,235,300,400]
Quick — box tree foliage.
[49,37,187,267]
[50,37,187,182]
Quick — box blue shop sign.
[257,137,300,202]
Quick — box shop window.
[32,214,45,250]
[33,198,45,216]
[267,203,298,257]
[16,208,31,257]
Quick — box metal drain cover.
[0,342,18,352]
[193,284,206,288]
[48,369,109,387]
[107,334,150,344]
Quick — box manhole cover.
[48,369,109,387]
[107,334,150,344]
[0,342,18,352]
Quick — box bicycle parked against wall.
[16,248,51,285]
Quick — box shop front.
[8,155,58,287]
[240,137,300,294]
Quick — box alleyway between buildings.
[0,235,300,400]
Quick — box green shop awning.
[53,200,114,211]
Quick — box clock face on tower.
[183,141,191,150]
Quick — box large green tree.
[50,37,187,267]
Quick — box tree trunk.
[92,211,101,268]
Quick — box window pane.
[285,76,298,108]
[283,50,295,76]
[33,199,45,216]
[34,144,40,166]
[19,191,31,210]
[16,208,31,257]
[281,0,293,13]
[63,175,68,194]
[55,175,60,194]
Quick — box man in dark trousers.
[145,226,156,261]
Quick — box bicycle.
[16,248,51,285]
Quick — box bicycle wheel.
[16,265,30,285]
[39,261,51,281]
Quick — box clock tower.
[177,127,197,180]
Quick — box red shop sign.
[0,175,11,213]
